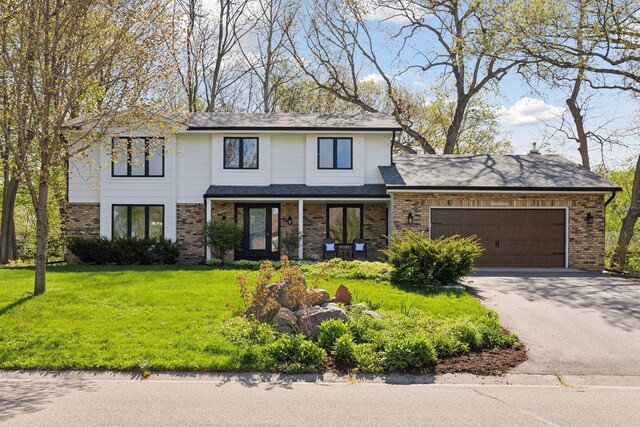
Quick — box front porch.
[203,185,390,261]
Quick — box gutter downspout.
[390,130,396,165]
[605,191,617,207]
[203,196,207,264]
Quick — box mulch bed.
[325,346,527,377]
[435,346,527,376]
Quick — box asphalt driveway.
[466,269,640,376]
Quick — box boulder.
[361,310,383,320]
[351,303,368,310]
[332,284,352,305]
[307,288,330,306]
[295,306,348,337]
[272,307,298,333]
[321,302,340,308]
[268,276,308,311]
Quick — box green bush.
[384,230,483,287]
[384,337,437,372]
[316,319,350,350]
[300,258,393,281]
[205,220,243,259]
[353,344,384,373]
[334,334,357,364]
[264,334,327,373]
[68,236,179,265]
[282,230,303,258]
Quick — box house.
[66,113,621,271]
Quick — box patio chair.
[322,239,337,260]
[352,238,367,260]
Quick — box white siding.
[98,138,177,241]
[176,133,212,202]
[68,145,100,202]
[305,134,365,186]
[270,134,306,184]
[211,134,269,186]
[364,133,391,184]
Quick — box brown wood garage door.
[430,209,566,267]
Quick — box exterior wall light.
[222,214,227,221]
[287,216,293,225]
[407,212,414,225]
[585,212,594,224]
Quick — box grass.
[0,264,491,371]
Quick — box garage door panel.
[430,208,565,268]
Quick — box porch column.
[205,198,212,261]
[298,199,304,260]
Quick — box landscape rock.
[272,307,298,333]
[351,303,368,310]
[268,277,308,311]
[332,284,352,305]
[361,310,383,320]
[296,306,348,337]
[321,302,339,308]
[307,288,330,306]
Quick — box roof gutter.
[385,186,623,193]
[605,190,618,207]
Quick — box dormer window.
[112,137,164,177]
[224,137,259,169]
[318,137,352,169]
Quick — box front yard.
[0,264,522,373]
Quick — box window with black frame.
[112,137,164,177]
[224,137,259,169]
[112,205,164,239]
[318,137,352,169]
[327,205,362,243]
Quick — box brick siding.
[390,192,605,272]
[66,203,101,238]
[177,203,205,263]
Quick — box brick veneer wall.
[177,203,205,263]
[66,203,101,238]
[303,202,388,261]
[390,192,605,272]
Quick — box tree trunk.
[613,154,640,269]
[0,178,19,263]
[443,99,467,154]
[566,70,590,170]
[33,180,49,295]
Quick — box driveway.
[467,269,640,376]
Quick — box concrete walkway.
[467,269,640,376]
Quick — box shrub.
[316,319,350,350]
[384,230,483,287]
[205,220,243,259]
[68,237,114,264]
[300,258,393,281]
[353,344,383,373]
[264,334,326,373]
[68,236,180,265]
[384,337,437,372]
[334,334,357,364]
[282,230,303,258]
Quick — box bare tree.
[0,0,173,293]
[288,0,524,154]
[240,0,299,112]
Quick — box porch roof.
[203,184,389,199]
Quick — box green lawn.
[0,265,491,371]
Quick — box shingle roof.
[204,184,389,198]
[186,113,401,131]
[379,154,621,191]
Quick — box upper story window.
[224,137,259,169]
[112,137,164,177]
[318,137,352,170]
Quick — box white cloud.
[360,73,385,83]
[498,97,564,127]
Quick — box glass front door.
[235,204,280,260]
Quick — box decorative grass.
[0,264,491,371]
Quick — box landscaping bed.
[0,260,524,375]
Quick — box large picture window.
[112,205,164,239]
[112,137,164,177]
[224,137,259,169]
[318,137,352,169]
[327,205,362,243]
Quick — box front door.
[235,204,280,260]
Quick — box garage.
[430,208,566,267]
